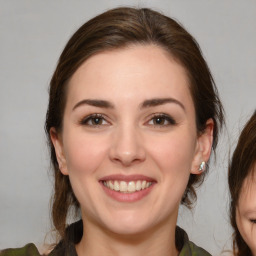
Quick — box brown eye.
[80,114,108,126]
[153,117,167,125]
[148,114,176,126]
[91,117,103,125]
[250,219,256,224]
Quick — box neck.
[76,213,179,256]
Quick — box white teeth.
[136,180,141,191]
[103,180,152,193]
[114,181,120,191]
[120,181,127,192]
[109,181,114,190]
[146,182,150,188]
[141,180,147,189]
[127,181,135,192]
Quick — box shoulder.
[180,241,212,256]
[0,244,42,256]
[176,226,211,256]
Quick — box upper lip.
[99,174,156,182]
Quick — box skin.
[236,166,256,256]
[51,44,213,256]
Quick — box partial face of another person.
[51,45,213,236]
[236,166,256,256]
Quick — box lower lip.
[100,182,155,202]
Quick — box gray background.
[0,1,255,255]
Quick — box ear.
[191,119,214,174]
[50,127,68,175]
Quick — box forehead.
[239,165,256,202]
[66,44,193,108]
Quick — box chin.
[108,223,151,237]
[101,213,153,236]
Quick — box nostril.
[108,129,146,165]
[111,151,146,166]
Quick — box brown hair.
[228,111,256,256]
[45,7,224,239]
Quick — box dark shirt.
[0,220,211,256]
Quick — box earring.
[198,161,206,172]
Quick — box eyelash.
[79,114,109,126]
[79,113,176,127]
[147,113,177,126]
[250,219,256,224]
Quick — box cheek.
[236,211,256,253]
[145,131,196,205]
[146,130,197,172]
[63,132,109,175]
[62,132,111,215]
[240,224,256,253]
[249,229,256,254]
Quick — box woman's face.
[51,45,213,236]
[236,167,256,256]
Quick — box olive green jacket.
[0,221,211,256]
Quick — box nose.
[109,125,146,166]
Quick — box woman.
[0,7,224,256]
[229,111,256,256]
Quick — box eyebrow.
[72,97,185,111]
[72,99,114,110]
[141,98,185,111]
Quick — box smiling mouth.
[102,180,153,193]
